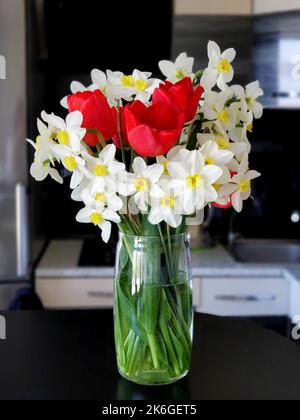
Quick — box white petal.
[71,81,86,93]
[76,208,92,223]
[108,195,123,212]
[188,150,205,174]
[201,165,223,184]
[100,221,112,243]
[159,60,175,79]
[204,184,218,203]
[30,163,47,181]
[91,69,106,86]
[246,170,261,181]
[132,157,147,176]
[70,171,83,190]
[98,144,116,165]
[46,114,66,131]
[60,96,69,109]
[66,111,83,128]
[200,68,218,91]
[208,41,221,59]
[168,162,188,179]
[164,212,182,229]
[232,191,243,213]
[48,168,63,184]
[144,163,164,183]
[103,209,121,224]
[222,48,236,63]
[148,208,164,225]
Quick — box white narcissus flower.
[119,158,164,212]
[50,144,87,189]
[83,144,125,191]
[168,150,223,214]
[131,69,161,103]
[159,52,194,83]
[71,179,123,213]
[201,41,236,91]
[156,146,189,176]
[220,156,261,213]
[245,81,264,119]
[29,156,63,185]
[43,111,86,154]
[106,69,160,104]
[89,69,107,92]
[202,91,236,130]
[197,132,247,156]
[148,179,184,228]
[199,140,234,166]
[76,206,120,243]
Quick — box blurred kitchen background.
[1,0,300,340]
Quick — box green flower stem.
[116,106,127,167]
[160,323,180,376]
[147,334,160,369]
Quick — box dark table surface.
[0,310,300,400]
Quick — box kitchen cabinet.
[175,0,252,15]
[193,276,290,317]
[36,278,114,309]
[254,0,300,14]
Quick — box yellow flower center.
[90,212,103,226]
[161,196,176,208]
[93,165,108,177]
[205,156,215,165]
[95,193,106,203]
[36,135,41,150]
[57,130,70,145]
[176,69,186,79]
[218,59,231,74]
[121,75,134,87]
[247,123,253,133]
[162,161,169,175]
[186,173,202,190]
[64,156,77,172]
[216,136,230,150]
[135,178,149,192]
[246,96,251,105]
[134,79,148,91]
[238,179,251,193]
[50,132,57,140]
[214,183,221,191]
[218,109,229,123]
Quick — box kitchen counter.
[36,240,289,279]
[0,310,300,400]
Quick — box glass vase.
[114,233,193,386]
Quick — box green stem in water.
[148,334,160,369]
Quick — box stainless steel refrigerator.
[0,0,30,309]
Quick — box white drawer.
[36,278,114,309]
[195,277,290,317]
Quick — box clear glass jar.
[114,233,193,386]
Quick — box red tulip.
[123,100,185,157]
[67,90,117,146]
[152,77,203,123]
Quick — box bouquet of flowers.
[27,41,263,385]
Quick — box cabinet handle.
[87,291,113,299]
[15,183,29,277]
[214,294,277,303]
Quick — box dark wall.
[173,15,253,86]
